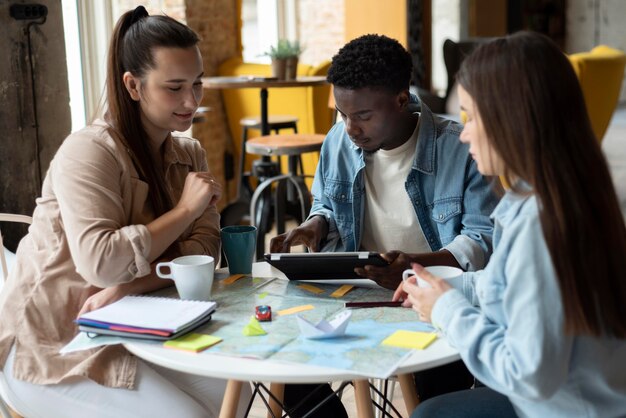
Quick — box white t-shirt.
[359,121,431,253]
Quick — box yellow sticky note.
[223,274,246,284]
[330,285,354,298]
[277,304,315,316]
[163,333,222,353]
[243,316,267,336]
[297,284,325,294]
[381,330,437,350]
[258,292,268,299]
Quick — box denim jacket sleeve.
[444,157,497,271]
[431,201,572,400]
[308,125,343,251]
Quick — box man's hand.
[355,249,461,290]
[354,250,412,290]
[269,216,329,253]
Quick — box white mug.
[156,255,215,301]
[402,265,463,288]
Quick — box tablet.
[264,252,389,280]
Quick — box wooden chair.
[0,213,32,418]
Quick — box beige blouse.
[0,120,220,389]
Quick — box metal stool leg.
[255,188,272,258]
[250,174,310,258]
[274,179,287,235]
[240,126,251,198]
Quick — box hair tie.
[130,5,149,25]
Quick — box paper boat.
[296,310,352,339]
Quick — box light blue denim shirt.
[433,190,626,418]
[308,99,498,271]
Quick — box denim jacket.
[433,191,626,417]
[308,99,498,271]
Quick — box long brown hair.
[105,6,199,216]
[457,31,626,337]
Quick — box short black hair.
[327,34,412,93]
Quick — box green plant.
[263,39,302,59]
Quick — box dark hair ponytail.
[105,6,199,216]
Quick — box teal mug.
[220,225,257,274]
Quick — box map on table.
[62,275,434,378]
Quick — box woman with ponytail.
[395,31,626,417]
[0,7,250,417]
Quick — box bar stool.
[240,115,299,141]
[192,106,211,124]
[246,133,325,258]
[238,115,299,198]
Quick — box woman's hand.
[391,263,452,323]
[176,172,223,219]
[77,264,175,318]
[77,286,127,317]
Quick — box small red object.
[255,305,272,322]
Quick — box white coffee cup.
[402,265,463,288]
[156,255,215,301]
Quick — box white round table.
[126,262,460,418]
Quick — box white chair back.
[0,213,32,418]
[0,214,32,286]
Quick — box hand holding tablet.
[264,252,389,281]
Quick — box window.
[62,0,186,131]
[241,0,297,63]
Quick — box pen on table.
[344,301,402,308]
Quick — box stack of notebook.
[76,295,216,341]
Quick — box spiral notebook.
[76,296,216,341]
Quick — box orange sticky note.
[277,305,315,316]
[296,284,325,294]
[330,285,354,298]
[381,330,437,350]
[223,274,246,284]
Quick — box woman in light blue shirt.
[395,31,626,418]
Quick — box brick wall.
[298,0,345,66]
[113,0,186,22]
[185,0,241,210]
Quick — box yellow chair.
[568,45,626,142]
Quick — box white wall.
[431,0,461,96]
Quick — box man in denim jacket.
[271,35,498,290]
[271,34,500,415]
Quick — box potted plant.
[284,40,302,80]
[264,39,302,80]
